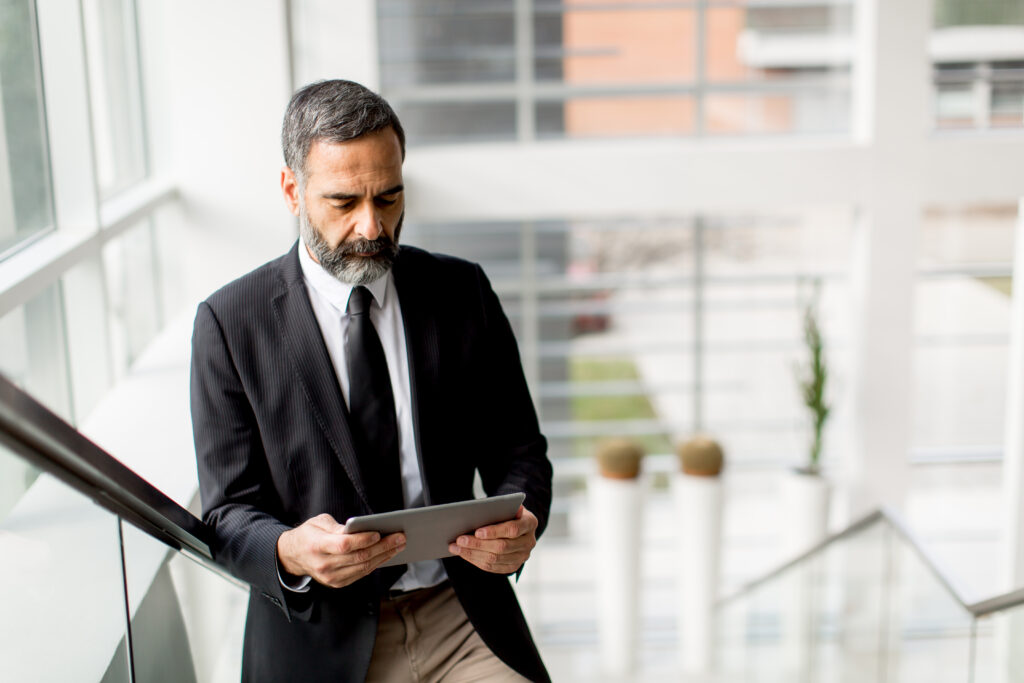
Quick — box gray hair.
[281,80,406,183]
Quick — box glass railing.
[715,509,1024,682]
[0,373,247,682]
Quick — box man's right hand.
[276,513,405,589]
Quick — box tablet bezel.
[343,492,526,567]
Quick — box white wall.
[139,0,298,306]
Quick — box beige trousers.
[365,582,531,683]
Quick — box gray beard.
[299,206,401,285]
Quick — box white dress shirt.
[281,240,447,593]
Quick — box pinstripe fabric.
[190,241,552,683]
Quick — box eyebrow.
[322,184,404,201]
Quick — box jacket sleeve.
[190,301,311,621]
[470,265,554,541]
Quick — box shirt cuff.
[277,561,312,593]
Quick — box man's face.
[281,128,405,284]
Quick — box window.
[932,0,1024,131]
[404,208,855,466]
[375,0,854,144]
[102,218,162,379]
[0,281,72,421]
[0,0,54,257]
[82,0,148,197]
[912,204,1016,460]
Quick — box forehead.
[305,128,403,187]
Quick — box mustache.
[334,233,397,256]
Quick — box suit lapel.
[272,242,372,511]
[392,249,441,505]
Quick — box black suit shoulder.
[396,245,481,282]
[395,245,496,313]
[202,251,290,316]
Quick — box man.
[190,80,552,683]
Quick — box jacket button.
[367,602,376,615]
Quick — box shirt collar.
[297,239,390,314]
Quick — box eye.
[376,196,398,207]
[332,202,353,210]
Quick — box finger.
[448,544,526,574]
[454,534,532,555]
[316,530,379,556]
[475,506,538,540]
[318,535,406,582]
[475,517,529,540]
[325,537,407,586]
[335,536,403,569]
[354,533,406,563]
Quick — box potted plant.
[782,282,832,555]
[796,283,830,476]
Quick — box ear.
[281,166,301,217]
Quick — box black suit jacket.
[190,242,553,683]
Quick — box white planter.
[778,469,830,680]
[589,474,645,677]
[671,472,723,674]
[780,470,831,558]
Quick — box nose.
[353,202,384,241]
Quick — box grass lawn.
[567,356,674,459]
[977,276,1012,297]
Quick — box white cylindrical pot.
[780,471,830,558]
[778,470,830,680]
[671,472,723,674]
[589,474,644,677]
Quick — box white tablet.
[344,493,526,567]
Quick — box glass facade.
[933,0,1024,130]
[0,0,54,257]
[913,203,1016,460]
[102,218,163,379]
[0,281,72,421]
[82,0,148,197]
[404,208,854,466]
[378,0,854,143]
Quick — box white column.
[590,474,644,677]
[845,0,931,516]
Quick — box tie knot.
[348,286,374,316]
[348,284,376,317]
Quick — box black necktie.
[346,286,404,515]
[346,286,406,591]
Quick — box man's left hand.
[449,505,538,574]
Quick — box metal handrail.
[717,505,1024,619]
[0,373,214,561]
